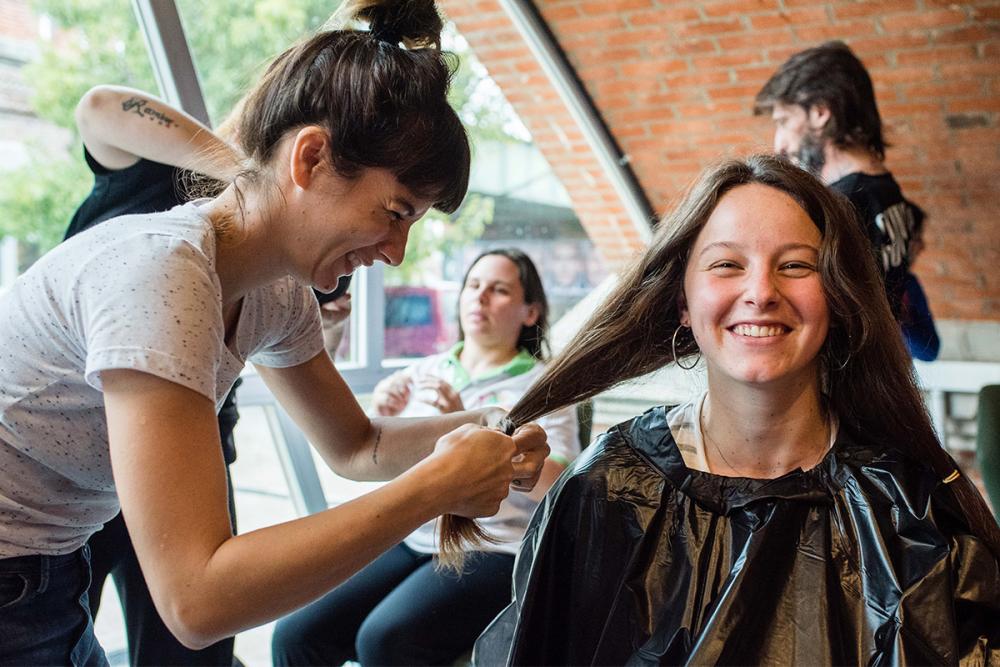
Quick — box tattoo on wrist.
[372,425,382,465]
[121,97,175,128]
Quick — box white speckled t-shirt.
[0,200,323,557]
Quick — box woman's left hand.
[414,375,465,413]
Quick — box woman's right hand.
[423,424,518,518]
[371,372,411,416]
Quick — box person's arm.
[901,273,940,362]
[75,84,241,179]
[256,351,547,482]
[102,367,543,648]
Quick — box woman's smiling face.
[681,183,830,389]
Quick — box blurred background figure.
[272,248,580,667]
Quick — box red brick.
[880,8,970,32]
[718,30,793,51]
[577,0,652,16]
[666,70,733,87]
[701,0,780,18]
[573,46,643,66]
[621,59,688,78]
[833,0,918,20]
[903,80,985,100]
[848,33,930,55]
[707,84,765,101]
[941,61,1000,78]
[555,14,627,35]
[896,44,978,66]
[750,7,828,30]
[877,66,936,85]
[698,52,763,69]
[540,4,583,21]
[594,79,640,98]
[673,38,718,55]
[676,18,745,38]
[625,6,700,26]
[947,97,1000,113]
[605,25,669,46]
[933,25,995,45]
[795,20,877,43]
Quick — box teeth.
[733,324,784,338]
[346,252,361,269]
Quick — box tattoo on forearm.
[121,97,175,127]
[372,425,382,465]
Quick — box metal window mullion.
[131,0,210,125]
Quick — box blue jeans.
[0,545,109,667]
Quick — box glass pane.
[0,0,158,284]
[174,0,335,128]
[385,22,606,363]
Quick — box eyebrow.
[468,278,514,287]
[698,241,819,258]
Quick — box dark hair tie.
[369,22,402,46]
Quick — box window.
[0,0,157,288]
[384,23,607,368]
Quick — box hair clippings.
[942,470,960,484]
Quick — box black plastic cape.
[476,406,1000,666]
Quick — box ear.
[288,125,330,189]
[522,303,541,328]
[678,294,690,327]
[807,104,831,132]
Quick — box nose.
[773,130,786,155]
[744,267,779,309]
[378,225,410,267]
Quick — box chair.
[977,384,1000,516]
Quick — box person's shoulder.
[830,171,904,206]
[562,408,670,488]
[832,432,945,510]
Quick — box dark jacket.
[476,406,1000,666]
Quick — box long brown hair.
[233,0,469,214]
[442,155,1000,561]
[437,248,551,569]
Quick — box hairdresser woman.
[0,1,547,664]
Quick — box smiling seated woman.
[475,155,1000,666]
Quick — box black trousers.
[271,543,515,666]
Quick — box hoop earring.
[672,324,700,370]
[825,345,851,372]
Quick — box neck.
[205,184,289,308]
[701,370,829,478]
[820,144,886,184]
[458,338,519,377]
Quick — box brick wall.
[439,0,999,320]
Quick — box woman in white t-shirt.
[272,248,580,666]
[0,3,548,664]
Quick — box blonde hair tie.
[943,470,960,484]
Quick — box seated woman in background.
[477,155,1000,666]
[272,249,580,667]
